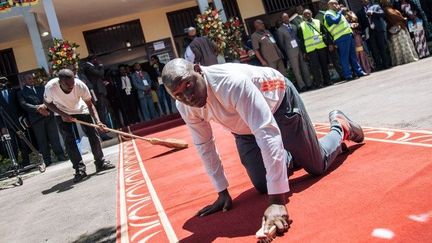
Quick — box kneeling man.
[161,59,364,239]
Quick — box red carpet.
[117,123,432,242]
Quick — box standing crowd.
[231,0,431,92]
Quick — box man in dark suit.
[357,0,391,70]
[0,77,31,167]
[277,12,313,91]
[81,55,112,139]
[114,65,139,125]
[17,74,65,166]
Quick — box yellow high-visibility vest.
[299,19,327,53]
[324,10,352,41]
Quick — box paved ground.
[0,146,118,243]
[303,57,432,130]
[0,58,431,243]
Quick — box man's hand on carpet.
[257,204,291,238]
[197,189,232,217]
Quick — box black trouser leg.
[329,49,344,79]
[234,134,268,194]
[308,51,324,86]
[56,116,84,171]
[32,119,51,164]
[46,116,64,158]
[317,48,331,85]
[376,31,390,69]
[368,32,382,69]
[75,114,104,166]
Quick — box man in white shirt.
[161,59,364,239]
[44,69,115,182]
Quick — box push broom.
[75,120,188,149]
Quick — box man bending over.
[44,69,115,182]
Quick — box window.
[222,0,242,19]
[0,48,18,78]
[83,20,145,56]
[166,6,201,57]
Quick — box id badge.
[269,36,276,43]
[142,79,149,86]
[313,35,320,43]
[290,40,298,48]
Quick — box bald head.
[161,58,208,107]
[282,13,290,24]
[303,9,313,20]
[161,58,194,91]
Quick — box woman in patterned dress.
[382,0,419,65]
[395,0,430,58]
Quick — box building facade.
[0,0,324,84]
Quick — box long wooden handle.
[75,120,188,149]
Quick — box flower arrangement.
[224,16,245,60]
[195,8,226,54]
[48,38,80,76]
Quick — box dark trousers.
[234,79,344,193]
[367,30,391,70]
[308,48,331,86]
[328,48,344,79]
[158,85,173,115]
[119,92,139,126]
[32,116,64,164]
[56,114,104,171]
[95,96,110,125]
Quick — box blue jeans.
[139,95,157,121]
[335,34,364,79]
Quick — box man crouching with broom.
[44,69,115,182]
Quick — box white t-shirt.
[177,63,289,195]
[44,78,91,115]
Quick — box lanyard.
[306,21,321,35]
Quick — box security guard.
[298,9,331,87]
[324,0,367,80]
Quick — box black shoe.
[346,76,354,81]
[74,170,87,183]
[95,161,115,173]
[329,110,364,143]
